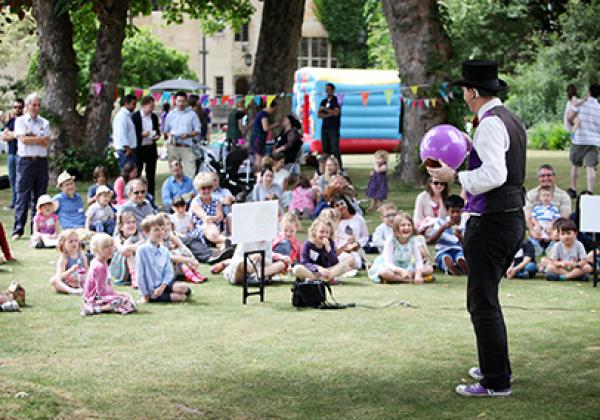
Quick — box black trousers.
[321,129,342,169]
[463,210,524,390]
[13,157,48,236]
[136,144,158,199]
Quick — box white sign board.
[579,195,600,233]
[231,200,279,244]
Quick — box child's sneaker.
[455,382,511,397]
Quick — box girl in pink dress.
[288,176,315,218]
[82,233,137,316]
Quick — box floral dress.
[82,258,137,315]
[368,236,422,283]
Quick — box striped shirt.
[428,216,466,256]
[531,204,560,227]
[573,97,600,146]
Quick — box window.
[234,23,249,42]
[215,77,224,96]
[297,37,336,68]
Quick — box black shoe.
[207,246,235,264]
[567,188,577,199]
[245,273,261,286]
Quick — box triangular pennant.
[383,89,393,105]
[125,87,133,96]
[405,99,411,108]
[336,93,345,105]
[152,92,162,102]
[93,82,103,96]
[143,89,150,96]
[431,98,437,108]
[134,89,143,99]
[448,91,455,100]
[254,95,261,106]
[411,99,417,108]
[200,94,209,106]
[411,85,418,96]
[221,95,229,105]
[228,98,235,106]
[210,98,218,106]
[266,95,276,108]
[162,91,171,102]
[424,99,430,108]
[245,95,253,107]
[261,95,267,105]
[360,92,369,107]
[441,82,448,91]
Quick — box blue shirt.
[163,108,201,146]
[135,241,174,298]
[53,192,86,228]
[161,175,194,207]
[4,117,17,155]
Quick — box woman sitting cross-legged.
[190,172,227,249]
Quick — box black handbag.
[0,175,10,190]
[291,279,328,308]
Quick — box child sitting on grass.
[371,203,397,253]
[529,185,561,256]
[31,194,59,248]
[538,218,564,274]
[169,195,193,236]
[292,218,354,284]
[272,212,302,264]
[110,211,142,287]
[545,219,592,281]
[427,195,468,275]
[288,175,315,219]
[49,229,87,295]
[85,185,115,235]
[82,233,137,316]
[368,213,433,284]
[506,239,537,279]
[136,215,191,303]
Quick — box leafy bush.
[51,145,120,181]
[527,121,570,150]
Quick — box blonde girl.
[49,229,87,294]
[110,211,143,288]
[366,150,389,211]
[292,218,354,284]
[82,233,137,316]
[368,213,433,284]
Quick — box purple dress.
[366,171,388,200]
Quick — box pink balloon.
[420,124,468,170]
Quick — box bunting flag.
[383,89,393,105]
[253,95,262,106]
[404,98,411,108]
[360,92,369,107]
[245,95,253,107]
[143,89,150,97]
[336,93,345,105]
[114,86,120,100]
[152,92,161,102]
[261,95,267,105]
[210,98,218,106]
[410,85,418,96]
[424,99,430,108]
[93,82,103,96]
[161,91,171,103]
[441,82,448,91]
[228,98,235,106]
[220,95,229,105]
[134,89,143,99]
[125,87,133,96]
[266,95,276,108]
[431,98,437,108]
[200,94,209,106]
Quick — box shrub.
[527,121,570,150]
[51,145,120,181]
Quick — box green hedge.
[527,121,570,150]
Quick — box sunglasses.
[431,181,445,186]
[133,190,146,195]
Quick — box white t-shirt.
[86,202,114,223]
[170,212,192,235]
[273,169,290,189]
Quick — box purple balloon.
[419,124,468,170]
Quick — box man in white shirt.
[112,94,137,169]
[429,60,526,398]
[12,92,52,240]
[567,84,600,195]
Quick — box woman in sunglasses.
[413,177,449,234]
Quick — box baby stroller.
[216,138,256,202]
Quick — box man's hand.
[427,162,456,183]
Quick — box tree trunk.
[33,0,82,154]
[250,0,305,119]
[381,0,451,186]
[83,0,129,155]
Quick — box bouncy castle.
[292,67,402,153]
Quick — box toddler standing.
[365,150,389,211]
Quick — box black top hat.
[452,60,507,92]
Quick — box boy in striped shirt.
[427,195,468,275]
[529,185,561,255]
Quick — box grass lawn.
[1,150,599,419]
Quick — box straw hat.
[56,171,75,188]
[36,194,58,212]
[95,185,113,198]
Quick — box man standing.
[132,95,160,199]
[318,83,342,170]
[163,91,201,179]
[1,98,24,210]
[524,164,571,222]
[113,94,138,169]
[429,61,526,397]
[567,84,600,196]
[12,93,52,240]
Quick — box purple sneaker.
[455,382,511,397]
[469,367,514,384]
